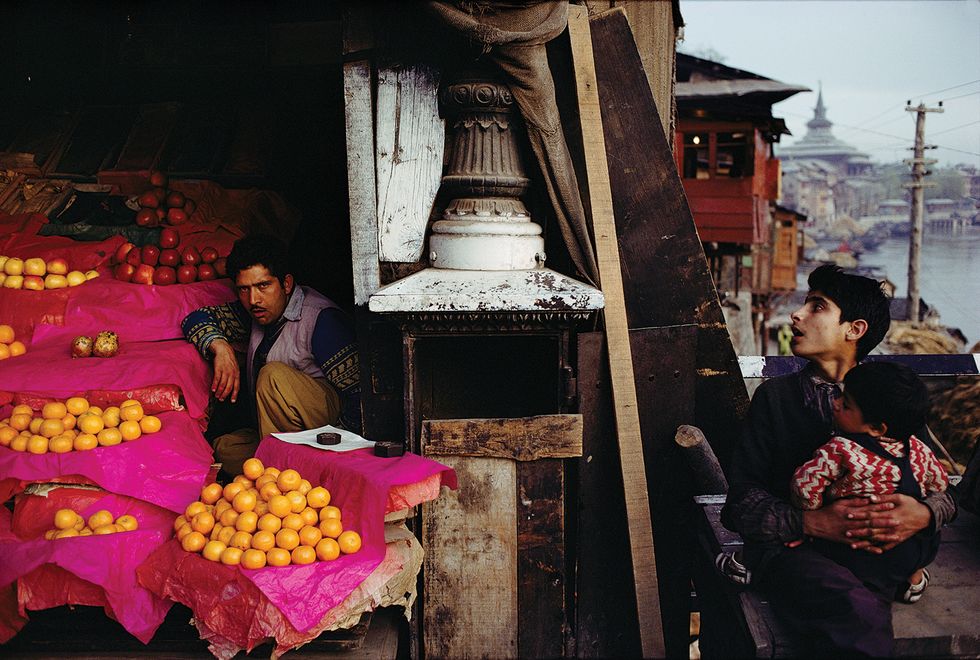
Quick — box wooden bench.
[684,354,980,658]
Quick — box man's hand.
[844,494,932,553]
[802,497,877,546]
[209,339,240,403]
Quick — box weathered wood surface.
[567,7,664,657]
[422,415,583,461]
[343,58,381,306]
[588,8,749,471]
[675,424,729,495]
[422,454,519,659]
[375,63,443,264]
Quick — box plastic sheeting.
[0,409,213,513]
[0,487,177,644]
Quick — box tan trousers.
[212,361,340,475]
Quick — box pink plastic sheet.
[0,489,176,644]
[30,276,236,347]
[140,439,456,637]
[0,215,124,272]
[0,410,213,513]
[0,339,213,423]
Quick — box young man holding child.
[721,265,957,656]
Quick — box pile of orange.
[0,324,27,360]
[174,457,362,569]
[0,396,163,454]
[42,507,139,539]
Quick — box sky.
[677,0,980,168]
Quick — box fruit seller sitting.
[181,234,360,475]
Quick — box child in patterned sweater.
[791,361,949,601]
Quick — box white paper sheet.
[270,424,376,452]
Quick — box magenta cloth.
[239,438,457,633]
[0,492,176,643]
[1,223,124,272]
[0,339,213,423]
[0,410,213,513]
[30,276,236,347]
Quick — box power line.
[913,79,980,99]
[940,90,980,103]
[930,120,980,137]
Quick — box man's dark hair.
[843,362,929,441]
[808,264,891,360]
[226,234,291,284]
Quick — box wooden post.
[567,6,665,657]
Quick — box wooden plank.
[567,7,664,657]
[517,459,567,658]
[422,415,583,461]
[588,7,749,471]
[422,455,518,659]
[375,63,444,264]
[343,59,382,306]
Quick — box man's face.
[832,392,875,435]
[789,291,851,361]
[235,265,293,326]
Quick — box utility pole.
[903,101,942,323]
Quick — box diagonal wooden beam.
[566,6,665,657]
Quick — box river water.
[858,225,980,347]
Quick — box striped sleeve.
[791,439,847,510]
[910,436,950,497]
[181,302,250,359]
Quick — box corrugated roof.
[676,79,811,103]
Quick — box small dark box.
[374,441,404,458]
[317,432,341,446]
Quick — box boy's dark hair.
[808,265,891,360]
[226,235,291,284]
[843,362,929,441]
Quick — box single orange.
[220,546,243,566]
[235,510,258,533]
[38,418,64,438]
[291,545,316,565]
[266,547,291,567]
[285,491,306,514]
[299,506,319,527]
[251,530,276,551]
[338,530,362,554]
[276,469,302,493]
[27,434,49,454]
[65,397,89,416]
[319,517,343,539]
[306,487,330,509]
[232,490,256,513]
[173,515,188,532]
[254,500,269,516]
[229,531,253,551]
[0,426,17,446]
[259,482,282,502]
[191,511,216,535]
[298,525,323,547]
[257,513,282,533]
[0,324,14,343]
[119,402,144,422]
[319,506,342,522]
[219,507,240,527]
[210,523,224,541]
[119,399,141,410]
[200,483,223,505]
[217,526,236,545]
[115,515,138,531]
[119,420,141,441]
[242,457,265,480]
[8,341,25,357]
[49,435,73,453]
[77,414,104,435]
[139,415,161,434]
[87,406,104,417]
[88,509,114,530]
[241,548,267,570]
[255,473,277,490]
[315,537,341,562]
[41,401,67,420]
[222,482,244,502]
[281,513,304,531]
[61,412,76,430]
[54,508,78,530]
[9,434,29,452]
[297,479,312,496]
[185,501,207,519]
[275,528,300,551]
[202,540,226,562]
[101,407,121,428]
[232,474,254,489]
[176,523,194,541]
[267,495,291,518]
[28,418,43,434]
[73,433,98,451]
[263,466,281,479]
[97,427,123,446]
[9,413,31,431]
[181,531,207,553]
